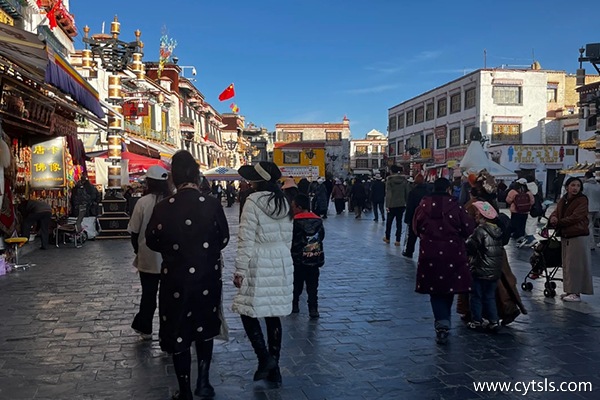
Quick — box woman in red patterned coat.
[413,178,475,344]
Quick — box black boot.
[266,318,282,386]
[241,316,276,381]
[194,339,215,398]
[172,351,193,400]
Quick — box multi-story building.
[349,129,387,177]
[388,65,600,195]
[275,117,351,178]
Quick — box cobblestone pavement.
[1,204,600,400]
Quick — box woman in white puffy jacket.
[233,161,293,386]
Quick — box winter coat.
[350,182,367,208]
[145,187,230,354]
[550,193,589,238]
[466,222,504,281]
[291,211,325,268]
[127,193,164,274]
[385,174,410,208]
[312,183,329,214]
[413,193,475,295]
[331,184,346,200]
[297,178,310,195]
[583,178,600,212]
[404,183,430,225]
[233,191,294,318]
[370,180,386,203]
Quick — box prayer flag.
[229,103,239,113]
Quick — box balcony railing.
[124,120,175,145]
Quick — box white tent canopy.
[459,141,517,180]
[202,166,241,181]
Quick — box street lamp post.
[326,152,338,177]
[304,148,316,180]
[224,139,238,168]
[83,16,143,197]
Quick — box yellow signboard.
[420,148,432,159]
[0,9,14,26]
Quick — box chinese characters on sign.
[30,137,65,188]
[509,145,562,164]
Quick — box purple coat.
[413,193,475,295]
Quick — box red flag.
[47,0,61,30]
[218,83,235,101]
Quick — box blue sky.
[71,0,592,138]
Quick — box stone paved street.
[1,204,600,400]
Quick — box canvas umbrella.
[202,166,241,181]
[95,151,170,175]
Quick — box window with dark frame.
[450,93,461,113]
[491,124,522,144]
[389,116,397,132]
[449,127,461,147]
[326,131,342,141]
[398,113,404,129]
[397,141,404,155]
[284,132,302,142]
[425,134,434,149]
[425,103,434,121]
[415,106,425,124]
[371,159,379,168]
[355,159,369,168]
[465,88,476,109]
[406,110,414,126]
[437,98,447,117]
[436,137,447,149]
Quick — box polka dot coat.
[145,188,230,354]
[413,193,475,295]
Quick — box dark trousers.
[131,271,160,335]
[22,211,52,249]
[510,212,528,239]
[293,265,320,308]
[385,207,405,242]
[372,201,385,221]
[404,225,418,256]
[334,199,345,214]
[430,293,454,330]
[470,278,499,323]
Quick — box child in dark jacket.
[291,194,325,318]
[466,201,504,332]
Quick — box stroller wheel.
[543,289,557,298]
[551,282,557,289]
[522,282,533,291]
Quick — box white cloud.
[414,50,443,61]
[423,68,477,75]
[344,84,400,95]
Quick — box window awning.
[127,136,178,163]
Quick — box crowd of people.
[123,152,599,397]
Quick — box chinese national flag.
[218,83,235,101]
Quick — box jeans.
[470,278,499,323]
[372,201,385,221]
[131,271,160,334]
[385,207,406,242]
[293,265,320,308]
[429,293,454,330]
[22,211,52,249]
[510,212,528,240]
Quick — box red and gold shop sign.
[434,126,447,139]
[446,145,467,161]
[434,149,446,163]
[30,137,66,188]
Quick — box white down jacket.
[232,191,294,318]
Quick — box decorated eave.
[578,136,599,151]
[37,0,77,38]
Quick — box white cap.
[145,166,169,181]
[517,178,527,185]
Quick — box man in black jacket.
[370,174,386,222]
[291,194,325,318]
[18,200,52,250]
[402,174,430,258]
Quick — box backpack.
[529,193,543,218]
[513,190,531,214]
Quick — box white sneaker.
[562,294,581,302]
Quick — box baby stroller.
[521,226,562,298]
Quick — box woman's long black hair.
[255,180,293,219]
[145,178,171,199]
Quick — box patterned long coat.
[145,187,229,354]
[413,192,475,295]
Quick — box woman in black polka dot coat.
[146,150,230,400]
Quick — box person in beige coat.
[549,177,593,302]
